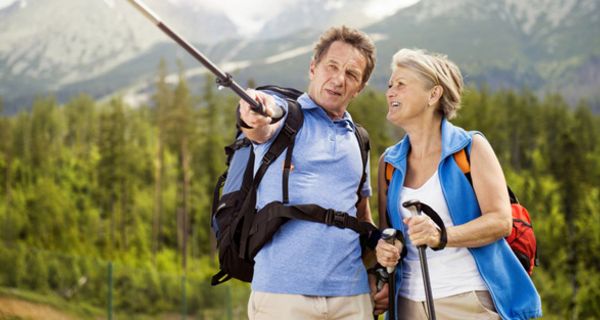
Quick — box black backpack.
[210,85,377,285]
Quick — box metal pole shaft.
[388,271,396,320]
[126,0,265,115]
[418,247,436,320]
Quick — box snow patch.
[264,45,313,64]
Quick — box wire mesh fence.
[0,243,249,319]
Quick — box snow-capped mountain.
[0,0,237,111]
[1,0,599,113]
[256,0,390,40]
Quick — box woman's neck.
[405,117,443,160]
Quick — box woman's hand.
[403,215,441,248]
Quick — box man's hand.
[239,89,276,129]
[376,238,403,269]
[238,89,283,143]
[369,274,389,315]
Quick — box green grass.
[0,316,24,320]
[0,287,102,319]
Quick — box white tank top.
[398,170,488,301]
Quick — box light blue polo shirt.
[251,92,371,296]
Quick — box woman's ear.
[428,85,443,106]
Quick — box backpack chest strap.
[246,202,377,258]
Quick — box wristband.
[431,228,447,251]
[236,105,254,129]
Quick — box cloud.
[365,0,421,19]
[0,0,17,10]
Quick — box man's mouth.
[325,89,342,96]
[391,101,400,108]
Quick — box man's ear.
[429,85,443,106]
[309,60,316,80]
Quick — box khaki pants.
[248,291,373,320]
[397,291,501,320]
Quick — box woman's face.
[386,66,435,126]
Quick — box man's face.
[307,41,367,119]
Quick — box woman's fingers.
[404,216,440,247]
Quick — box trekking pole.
[126,0,283,119]
[402,200,436,320]
[373,267,388,320]
[381,228,398,320]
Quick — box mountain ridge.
[1,0,598,114]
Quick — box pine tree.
[166,61,195,271]
[97,98,128,256]
[151,59,171,260]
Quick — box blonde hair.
[313,26,376,86]
[391,48,463,119]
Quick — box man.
[238,26,379,319]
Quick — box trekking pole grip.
[381,228,397,320]
[381,228,398,273]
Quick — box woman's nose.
[386,88,395,98]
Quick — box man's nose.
[331,70,345,86]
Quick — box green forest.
[0,60,599,319]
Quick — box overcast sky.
[0,0,421,35]
[0,0,18,10]
[203,0,421,35]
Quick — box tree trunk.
[152,137,164,261]
[120,179,128,251]
[181,137,190,271]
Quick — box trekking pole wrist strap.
[418,202,447,251]
[397,231,408,258]
[236,105,254,129]
[431,227,447,251]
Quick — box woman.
[374,49,541,319]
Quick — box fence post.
[107,261,113,320]
[181,274,187,320]
[227,284,232,320]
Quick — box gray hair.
[391,48,463,119]
[313,26,376,86]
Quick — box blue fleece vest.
[383,119,542,320]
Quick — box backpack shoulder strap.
[384,162,394,186]
[255,85,303,100]
[252,93,304,186]
[253,84,304,203]
[452,133,517,202]
[453,148,471,174]
[281,99,303,204]
[354,123,370,202]
[239,96,304,259]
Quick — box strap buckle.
[325,209,347,229]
